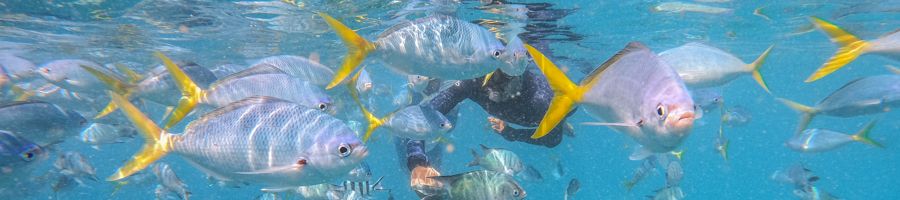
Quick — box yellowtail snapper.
[658,42,774,93]
[786,120,883,153]
[805,17,900,82]
[778,75,900,133]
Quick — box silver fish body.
[427,170,525,200]
[581,42,696,153]
[249,55,335,87]
[374,15,525,78]
[811,75,900,117]
[0,54,37,83]
[37,59,121,94]
[79,123,137,146]
[53,152,99,185]
[202,67,333,113]
[0,101,87,146]
[153,163,190,200]
[171,97,367,187]
[467,144,524,176]
[383,105,452,141]
[787,128,870,152]
[659,43,751,88]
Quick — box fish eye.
[338,143,352,157]
[513,189,519,197]
[318,103,327,111]
[41,68,50,73]
[492,50,502,58]
[656,104,667,119]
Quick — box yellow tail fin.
[318,12,375,90]
[776,98,818,133]
[523,44,583,139]
[106,92,171,181]
[78,65,134,119]
[114,63,143,84]
[852,120,883,148]
[805,17,870,82]
[748,45,774,94]
[348,67,382,142]
[155,52,205,130]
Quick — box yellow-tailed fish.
[658,42,774,93]
[805,16,900,82]
[37,59,124,94]
[347,68,452,142]
[247,55,335,87]
[155,52,332,129]
[786,120,883,153]
[526,42,696,156]
[105,93,367,190]
[778,74,900,133]
[318,13,528,89]
[652,2,732,14]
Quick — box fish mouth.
[352,143,369,159]
[669,111,696,131]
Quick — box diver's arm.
[426,80,474,114]
[499,125,564,148]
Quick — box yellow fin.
[851,120,883,148]
[748,45,774,94]
[318,12,375,89]
[106,92,171,181]
[10,85,34,101]
[670,150,684,160]
[886,65,900,75]
[155,52,204,130]
[114,63,143,84]
[805,17,870,82]
[78,64,134,119]
[482,71,495,87]
[348,67,382,142]
[524,44,582,139]
[776,98,818,133]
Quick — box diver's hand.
[410,166,442,192]
[488,116,506,133]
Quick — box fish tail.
[113,63,144,84]
[748,45,774,94]
[348,67,381,142]
[318,12,375,90]
[106,92,172,181]
[523,44,582,139]
[466,149,479,167]
[805,17,870,82]
[885,65,900,75]
[155,52,204,130]
[78,64,135,119]
[776,98,818,133]
[852,120,883,148]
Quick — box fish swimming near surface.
[658,42,774,93]
[317,13,528,89]
[525,42,696,156]
[104,93,367,191]
[778,74,900,133]
[804,17,900,82]
[129,53,334,129]
[0,100,87,146]
[786,120,883,153]
[467,144,525,176]
[652,2,733,14]
[36,59,125,94]
[423,170,526,200]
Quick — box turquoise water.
[1,0,899,199]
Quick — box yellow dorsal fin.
[155,52,205,130]
[318,12,375,89]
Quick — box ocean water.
[1,0,899,199]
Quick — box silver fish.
[691,88,723,113]
[772,164,819,190]
[153,163,190,200]
[248,55,335,87]
[787,120,882,153]
[778,75,900,133]
[0,101,87,146]
[79,123,137,148]
[527,42,696,155]
[319,13,527,89]
[0,54,37,89]
[107,94,368,190]
[665,161,683,187]
[565,178,580,200]
[352,72,452,141]
[53,152,99,186]
[133,62,219,106]
[659,42,773,93]
[425,170,526,200]
[652,2,732,14]
[37,59,122,94]
[624,156,657,191]
[467,144,524,176]
[805,17,900,82]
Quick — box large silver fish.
[0,101,87,146]
[318,13,528,89]
[525,42,696,155]
[786,120,882,153]
[805,17,900,82]
[0,54,37,91]
[146,53,334,130]
[466,144,524,176]
[106,94,367,191]
[37,59,123,94]
[658,42,773,93]
[424,170,526,200]
[248,55,335,87]
[778,75,900,133]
